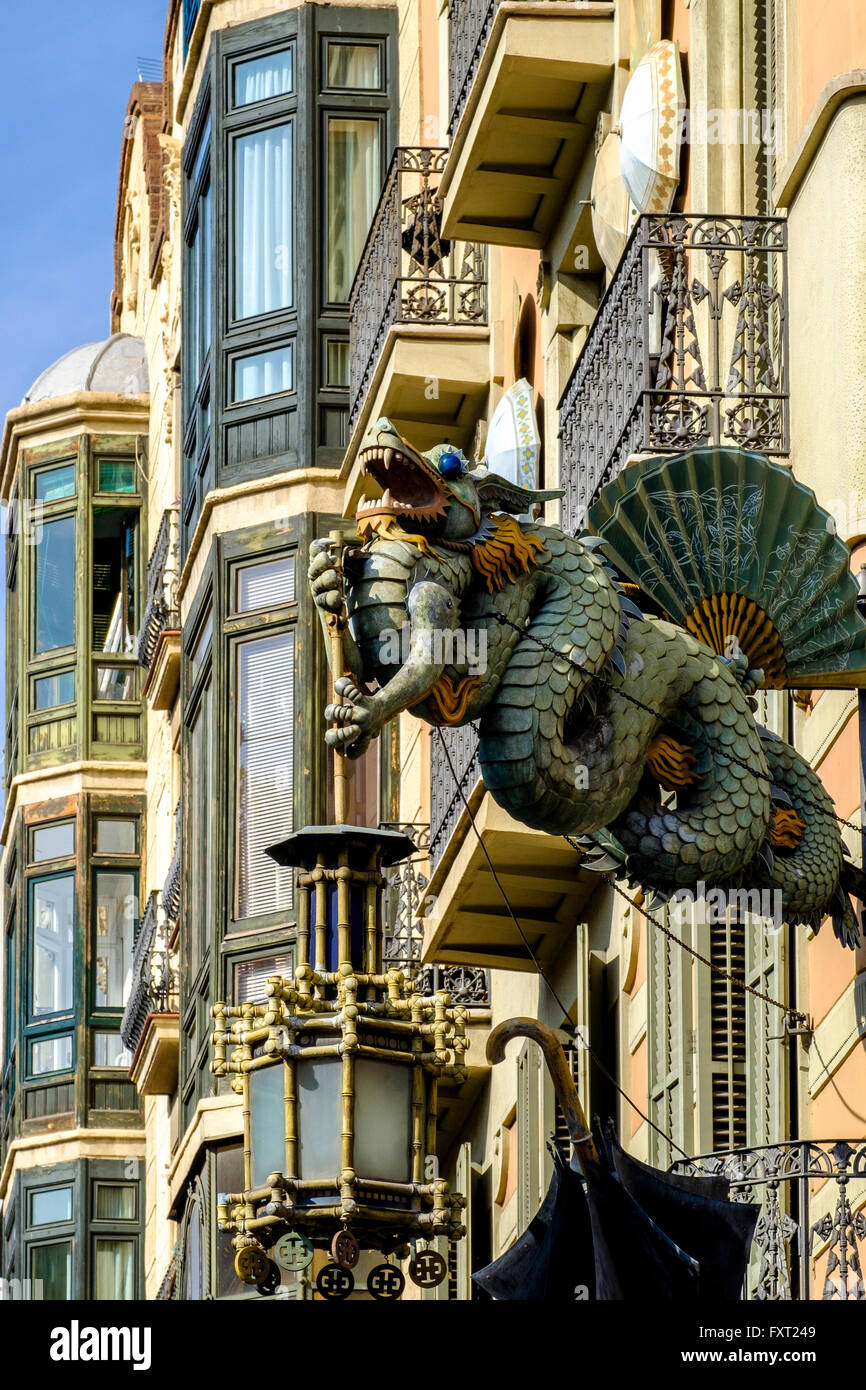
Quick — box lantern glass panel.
[296,1056,342,1180]
[249,1063,286,1187]
[354,1058,413,1183]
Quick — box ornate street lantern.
[211,823,468,1294]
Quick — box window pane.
[234,49,293,105]
[35,516,75,653]
[231,344,293,403]
[326,117,380,302]
[94,664,139,701]
[29,1185,73,1226]
[234,123,292,318]
[236,556,295,611]
[94,1237,135,1300]
[31,876,74,1017]
[233,952,292,1004]
[95,1183,136,1220]
[93,1032,133,1069]
[94,871,137,1009]
[4,916,15,1067]
[95,819,137,855]
[236,632,293,917]
[200,185,211,368]
[29,1035,72,1076]
[30,1240,72,1300]
[326,340,349,387]
[34,464,75,504]
[326,41,381,89]
[31,822,74,863]
[34,670,74,710]
[93,509,138,652]
[97,460,136,493]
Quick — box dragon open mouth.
[356,443,448,532]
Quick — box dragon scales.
[310,419,865,945]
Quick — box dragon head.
[356,417,562,543]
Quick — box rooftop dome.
[23,333,149,405]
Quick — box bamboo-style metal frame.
[211,833,468,1256]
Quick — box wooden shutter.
[746,916,787,1147]
[694,908,748,1153]
[647,903,693,1166]
[517,1040,541,1233]
[453,1142,473,1300]
[235,632,294,917]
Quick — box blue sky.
[0,1,167,413]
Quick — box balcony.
[122,807,181,1094]
[441,1,615,247]
[137,506,180,710]
[422,727,599,971]
[675,1141,866,1300]
[382,820,490,1008]
[346,147,488,497]
[559,213,790,531]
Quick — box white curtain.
[327,117,380,302]
[235,123,292,318]
[235,50,293,106]
[234,344,293,403]
[94,1239,135,1300]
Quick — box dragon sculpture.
[310,418,866,945]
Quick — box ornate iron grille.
[349,147,487,429]
[429,723,482,871]
[673,1140,866,1300]
[163,799,182,927]
[120,889,180,1055]
[137,506,180,670]
[558,213,789,532]
[381,819,489,1007]
[448,0,614,135]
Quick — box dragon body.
[310,419,861,943]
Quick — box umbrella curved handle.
[486,1017,596,1159]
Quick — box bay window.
[180,10,395,546]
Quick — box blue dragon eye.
[437,451,464,478]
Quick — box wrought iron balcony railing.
[381,820,489,1008]
[448,0,614,135]
[120,889,180,1056]
[558,213,789,532]
[349,146,487,429]
[429,725,482,873]
[163,799,182,928]
[674,1140,866,1300]
[137,506,180,670]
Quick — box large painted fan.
[585,447,866,689]
[616,39,686,214]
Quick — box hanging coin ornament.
[409,1247,447,1288]
[235,1245,270,1285]
[257,1260,281,1296]
[331,1228,360,1270]
[316,1263,355,1300]
[367,1263,406,1300]
[274,1231,314,1272]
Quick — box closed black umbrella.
[473,1020,758,1301]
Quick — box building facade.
[1,0,865,1301]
